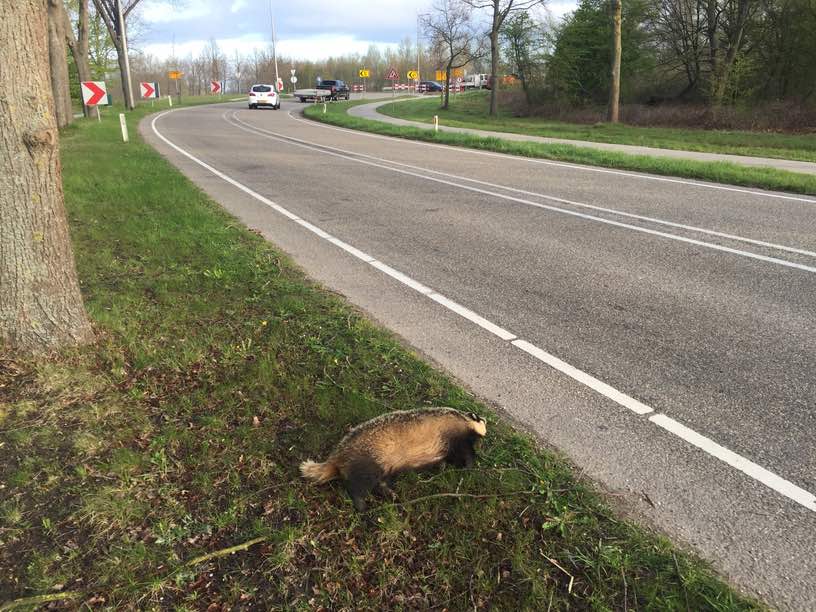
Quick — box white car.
[248,84,280,109]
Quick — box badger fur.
[300,407,487,511]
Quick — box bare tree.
[463,0,543,116]
[0,0,93,353]
[424,0,483,109]
[608,0,622,122]
[91,0,145,109]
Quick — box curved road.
[142,100,816,610]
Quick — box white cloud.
[140,1,211,23]
[230,0,247,13]
[141,33,397,62]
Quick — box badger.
[300,407,487,511]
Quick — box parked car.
[419,80,444,92]
[248,84,280,109]
[316,79,350,101]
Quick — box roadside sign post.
[119,113,128,142]
[80,81,109,121]
[386,67,398,108]
[168,70,183,105]
[210,80,223,95]
[433,115,439,132]
[358,69,369,94]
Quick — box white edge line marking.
[427,293,517,341]
[229,112,816,275]
[512,339,653,415]
[150,107,816,514]
[288,107,816,206]
[370,260,434,295]
[650,414,816,512]
[326,237,375,262]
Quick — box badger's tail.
[299,459,339,484]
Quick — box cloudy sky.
[136,0,577,62]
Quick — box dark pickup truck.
[316,79,350,101]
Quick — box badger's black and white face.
[466,412,487,437]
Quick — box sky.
[136,0,578,62]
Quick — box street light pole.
[270,1,280,91]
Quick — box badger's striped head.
[465,412,487,437]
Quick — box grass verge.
[0,102,762,610]
[304,99,816,196]
[378,92,816,163]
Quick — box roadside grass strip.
[304,100,816,196]
[379,92,816,163]
[0,104,761,610]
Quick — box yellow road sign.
[358,69,370,79]
[435,70,447,81]
[452,68,464,78]
[407,70,418,80]
[168,70,183,80]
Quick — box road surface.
[142,100,816,610]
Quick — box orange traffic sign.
[168,70,183,80]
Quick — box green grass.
[379,92,816,163]
[305,100,816,196]
[0,102,763,610]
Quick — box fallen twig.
[546,557,574,595]
[185,535,268,566]
[382,489,532,509]
[0,591,82,611]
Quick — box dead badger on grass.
[300,408,487,511]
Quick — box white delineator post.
[168,95,173,107]
[119,113,128,142]
[433,115,439,132]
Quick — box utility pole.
[115,0,134,109]
[270,1,280,91]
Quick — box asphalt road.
[142,100,816,610]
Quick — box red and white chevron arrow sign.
[210,80,222,94]
[80,81,109,106]
[140,81,158,99]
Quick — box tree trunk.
[489,27,499,116]
[46,0,73,128]
[706,0,719,97]
[607,0,622,123]
[0,1,94,353]
[65,0,92,117]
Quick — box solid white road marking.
[650,414,816,512]
[288,108,816,205]
[512,340,653,415]
[150,107,816,514]
[228,112,816,275]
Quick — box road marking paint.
[370,260,434,295]
[327,237,375,262]
[512,340,653,415]
[151,107,816,514]
[427,293,517,340]
[229,112,816,275]
[649,414,816,512]
[287,107,816,205]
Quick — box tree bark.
[489,26,500,116]
[0,1,94,353]
[65,0,92,116]
[46,0,73,128]
[607,0,622,122]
